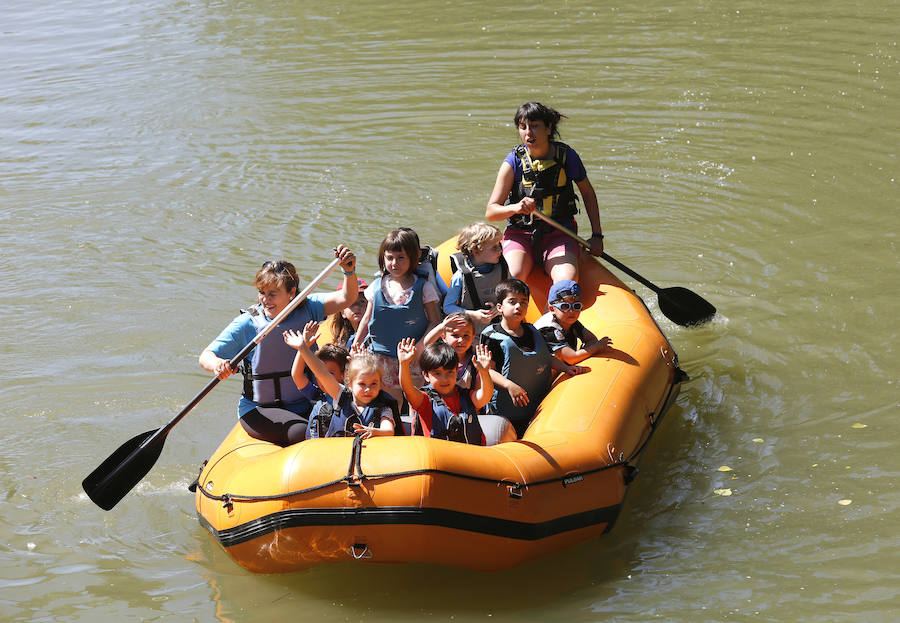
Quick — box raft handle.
[221,493,233,512]
[507,485,524,499]
[348,543,372,560]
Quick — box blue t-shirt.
[206,294,327,417]
[503,142,588,186]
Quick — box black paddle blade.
[657,286,717,327]
[82,429,166,511]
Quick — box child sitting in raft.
[481,279,588,438]
[284,327,350,403]
[398,338,493,445]
[443,222,507,334]
[291,321,401,439]
[398,227,449,302]
[485,101,604,284]
[422,312,480,392]
[355,228,442,403]
[534,279,612,365]
[326,277,368,349]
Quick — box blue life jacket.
[240,303,316,409]
[307,386,402,439]
[415,386,484,445]
[367,273,429,356]
[482,322,552,422]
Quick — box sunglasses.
[552,301,583,311]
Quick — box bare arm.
[288,322,342,401]
[550,325,611,365]
[552,338,611,365]
[352,410,395,438]
[488,368,529,407]
[284,327,318,391]
[576,177,604,256]
[422,315,451,347]
[486,162,536,222]
[397,338,426,410]
[470,344,494,410]
[550,356,590,377]
[353,298,374,346]
[199,349,235,380]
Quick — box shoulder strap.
[555,142,568,165]
[516,144,536,183]
[452,252,482,310]
[421,246,438,272]
[421,385,446,409]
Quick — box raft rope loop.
[195,445,633,506]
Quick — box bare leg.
[504,248,533,281]
[545,250,579,283]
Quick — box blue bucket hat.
[548,279,581,304]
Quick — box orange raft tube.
[195,238,686,573]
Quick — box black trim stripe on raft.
[199,503,622,548]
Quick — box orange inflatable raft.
[195,238,685,573]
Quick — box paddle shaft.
[531,211,716,326]
[532,212,662,293]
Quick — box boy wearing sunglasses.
[535,280,612,365]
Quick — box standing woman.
[198,246,358,447]
[486,101,604,283]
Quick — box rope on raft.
[195,448,632,506]
[194,382,681,506]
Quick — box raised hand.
[335,244,356,274]
[443,313,470,332]
[473,343,492,372]
[396,337,416,364]
[282,329,305,350]
[302,321,320,347]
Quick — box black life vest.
[449,253,509,311]
[506,142,578,230]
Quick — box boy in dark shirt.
[480,279,587,437]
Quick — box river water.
[1,0,897,621]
